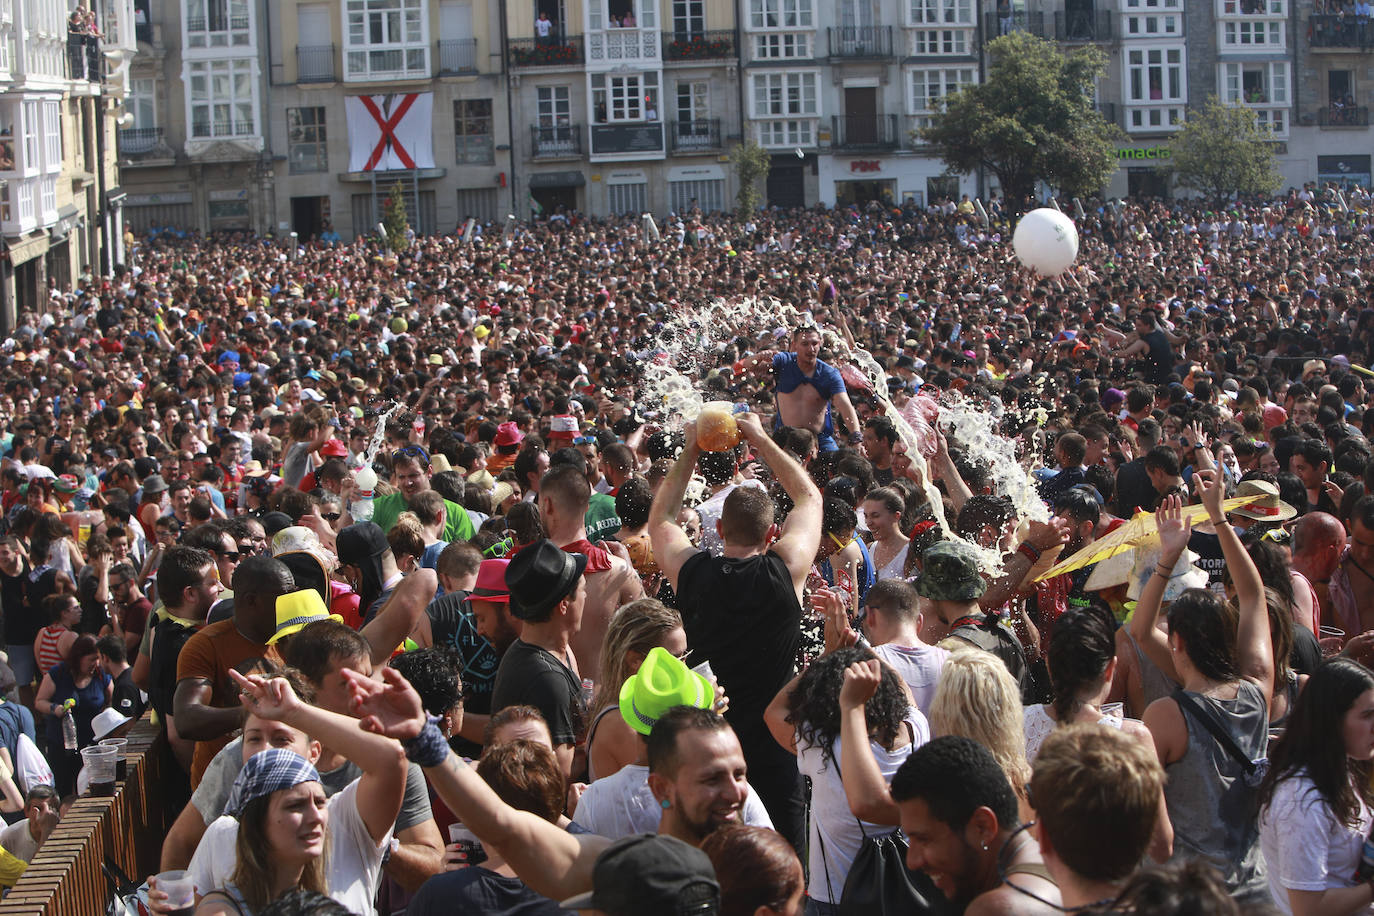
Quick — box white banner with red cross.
[345,92,435,172]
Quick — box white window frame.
[42,101,60,173]
[1124,45,1185,104]
[1122,13,1180,36]
[536,85,571,127]
[1220,19,1283,49]
[676,80,710,125]
[39,176,55,221]
[750,70,818,148]
[130,78,157,129]
[907,0,972,26]
[908,66,975,117]
[747,0,813,31]
[1217,0,1284,15]
[590,72,660,122]
[1120,0,1181,9]
[1219,60,1289,106]
[911,28,970,55]
[344,0,429,82]
[752,32,811,58]
[186,57,259,138]
[20,102,37,173]
[184,0,253,49]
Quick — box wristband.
[1017,542,1043,563]
[849,430,863,444]
[402,716,449,767]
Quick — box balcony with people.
[68,7,103,82]
[1309,4,1374,50]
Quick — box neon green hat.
[619,647,713,736]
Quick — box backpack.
[147,612,199,719]
[814,727,948,916]
[948,616,1039,705]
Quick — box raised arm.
[1200,468,1272,707]
[342,667,608,901]
[231,670,406,846]
[359,568,438,667]
[736,412,821,592]
[1129,495,1187,684]
[648,421,702,590]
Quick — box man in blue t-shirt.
[750,325,862,453]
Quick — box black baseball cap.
[560,834,719,916]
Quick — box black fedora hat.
[505,539,588,621]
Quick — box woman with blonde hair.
[928,648,1034,822]
[584,598,687,781]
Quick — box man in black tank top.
[649,411,823,854]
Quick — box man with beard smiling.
[345,665,752,904]
[890,736,1060,916]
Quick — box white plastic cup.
[156,870,196,912]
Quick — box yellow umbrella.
[1034,495,1263,582]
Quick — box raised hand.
[838,659,882,712]
[1195,467,1224,522]
[230,669,303,721]
[1155,494,1191,564]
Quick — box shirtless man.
[748,324,862,453]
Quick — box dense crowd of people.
[1,187,1374,915]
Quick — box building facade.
[0,0,133,328]
[118,0,1374,230]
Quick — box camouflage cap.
[913,540,986,602]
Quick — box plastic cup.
[1319,626,1346,658]
[99,738,128,781]
[156,870,196,915]
[80,745,118,796]
[1100,702,1124,720]
[696,402,740,452]
[691,659,714,682]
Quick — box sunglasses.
[323,512,341,523]
[573,435,596,446]
[215,549,241,562]
[394,444,430,463]
[483,536,515,559]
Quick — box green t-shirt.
[585,492,621,543]
[370,492,475,543]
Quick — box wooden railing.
[0,716,172,916]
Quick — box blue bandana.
[224,748,320,817]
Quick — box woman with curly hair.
[763,646,927,916]
[584,598,686,781]
[1258,659,1374,916]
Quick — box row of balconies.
[526,114,915,158]
[288,39,479,82]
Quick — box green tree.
[731,139,771,217]
[920,31,1121,212]
[1168,96,1281,201]
[381,180,411,251]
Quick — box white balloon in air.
[1012,208,1080,277]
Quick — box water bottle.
[351,465,377,522]
[580,678,594,711]
[61,699,77,751]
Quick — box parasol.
[1034,495,1263,582]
